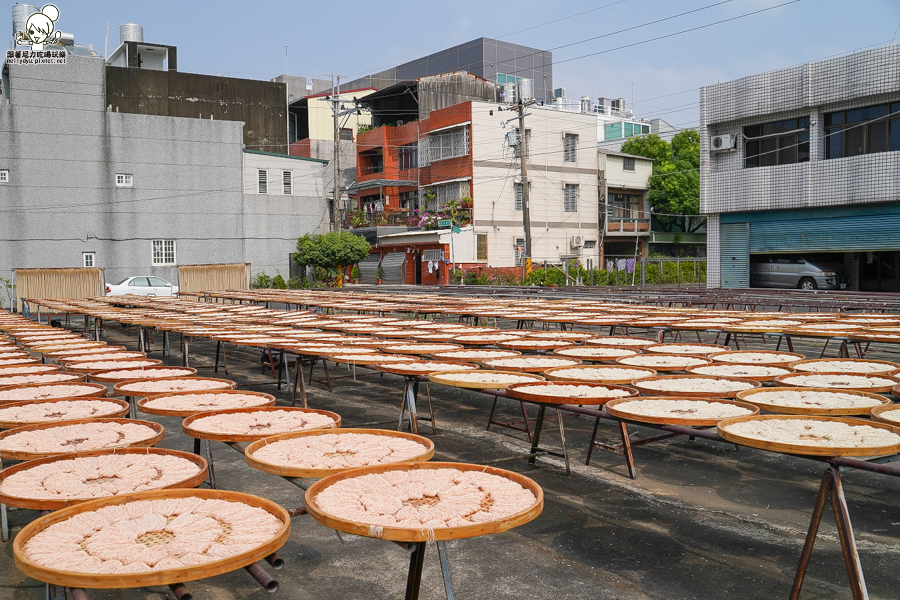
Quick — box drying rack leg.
[790,467,867,600]
[436,540,455,600]
[205,439,217,490]
[405,542,427,600]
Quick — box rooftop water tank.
[119,22,143,44]
[12,4,39,38]
[517,78,533,103]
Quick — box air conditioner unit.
[710,134,737,151]
[570,235,585,248]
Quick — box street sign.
[437,219,452,228]
[451,226,461,234]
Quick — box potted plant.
[375,265,384,285]
[350,265,360,284]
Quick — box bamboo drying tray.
[0,397,130,428]
[480,356,582,373]
[717,414,900,457]
[137,390,276,418]
[706,350,806,365]
[325,352,416,366]
[506,381,638,406]
[643,343,731,355]
[735,387,890,416]
[630,375,761,398]
[0,373,84,389]
[0,357,41,366]
[113,377,237,397]
[430,349,521,361]
[0,447,208,510]
[427,369,545,389]
[684,363,792,382]
[553,346,641,363]
[787,358,900,375]
[371,360,479,376]
[64,359,162,374]
[584,337,657,348]
[43,346,128,359]
[304,461,543,542]
[0,418,165,460]
[605,396,760,426]
[89,366,198,383]
[870,404,900,425]
[380,343,464,356]
[0,382,109,403]
[12,487,290,589]
[244,428,435,478]
[542,365,657,385]
[616,354,711,372]
[29,342,108,354]
[774,373,900,393]
[182,406,341,442]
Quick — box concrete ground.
[4,320,900,600]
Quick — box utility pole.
[330,74,343,233]
[515,96,534,274]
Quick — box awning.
[345,179,419,192]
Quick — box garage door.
[750,214,900,253]
[720,222,749,288]
[380,252,407,285]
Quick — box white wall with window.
[151,240,176,265]
[115,173,133,187]
[82,252,96,268]
[0,169,8,183]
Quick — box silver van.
[750,254,848,290]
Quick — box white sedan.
[106,276,179,296]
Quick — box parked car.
[750,254,848,290]
[105,276,179,296]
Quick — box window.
[257,169,268,194]
[147,277,169,287]
[131,277,151,287]
[425,181,470,210]
[563,133,577,162]
[609,193,643,220]
[563,184,579,213]
[82,252,95,268]
[476,233,488,261]
[339,128,353,141]
[115,173,133,187]
[0,170,8,183]
[825,102,900,159]
[423,249,444,262]
[583,240,597,249]
[497,74,521,85]
[398,143,418,171]
[151,240,176,265]
[513,182,531,211]
[282,170,292,195]
[422,126,469,163]
[399,190,419,210]
[604,123,623,140]
[514,128,531,159]
[514,238,526,266]
[623,157,635,171]
[744,117,810,168]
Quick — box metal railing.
[593,256,707,287]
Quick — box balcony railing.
[606,217,650,233]
[342,211,419,229]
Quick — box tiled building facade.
[701,44,900,290]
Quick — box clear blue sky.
[39,0,900,128]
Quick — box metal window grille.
[427,181,471,210]
[476,234,488,261]
[152,240,176,265]
[563,134,577,162]
[115,173,133,187]
[398,144,418,170]
[339,128,353,141]
[514,182,523,211]
[422,249,444,262]
[622,157,635,171]
[282,170,292,195]
[258,169,268,194]
[563,184,579,213]
[514,238,526,266]
[424,126,469,163]
[744,118,810,167]
[825,102,900,159]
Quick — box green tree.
[620,130,702,233]
[294,232,371,285]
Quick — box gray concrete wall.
[0,55,327,294]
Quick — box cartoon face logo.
[14,5,62,51]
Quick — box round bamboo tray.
[498,339,574,351]
[0,447,208,510]
[427,369,545,389]
[89,366,198,383]
[30,342,108,354]
[616,354,711,372]
[717,414,900,457]
[244,428,435,478]
[630,375,761,398]
[0,397,130,428]
[0,373,85,389]
[182,406,342,442]
[449,334,528,346]
[0,382,108,403]
[721,322,800,334]
[371,360,479,376]
[137,390,277,418]
[0,364,61,376]
[304,461,543,542]
[685,363,793,382]
[480,357,582,373]
[735,387,890,416]
[774,373,900,393]
[781,327,862,338]
[543,365,657,385]
[43,346,128,360]
[430,349,521,361]
[113,376,237,398]
[0,356,41,366]
[870,404,900,426]
[64,359,163,374]
[380,343,464,356]
[12,487,290,589]
[788,358,900,375]
[605,396,760,426]
[0,418,165,460]
[706,350,806,366]
[852,332,900,343]
[644,343,731,356]
[506,381,638,406]
[325,352,416,366]
[553,346,641,363]
[57,352,148,366]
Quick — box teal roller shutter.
[750,214,900,253]
[721,223,749,288]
